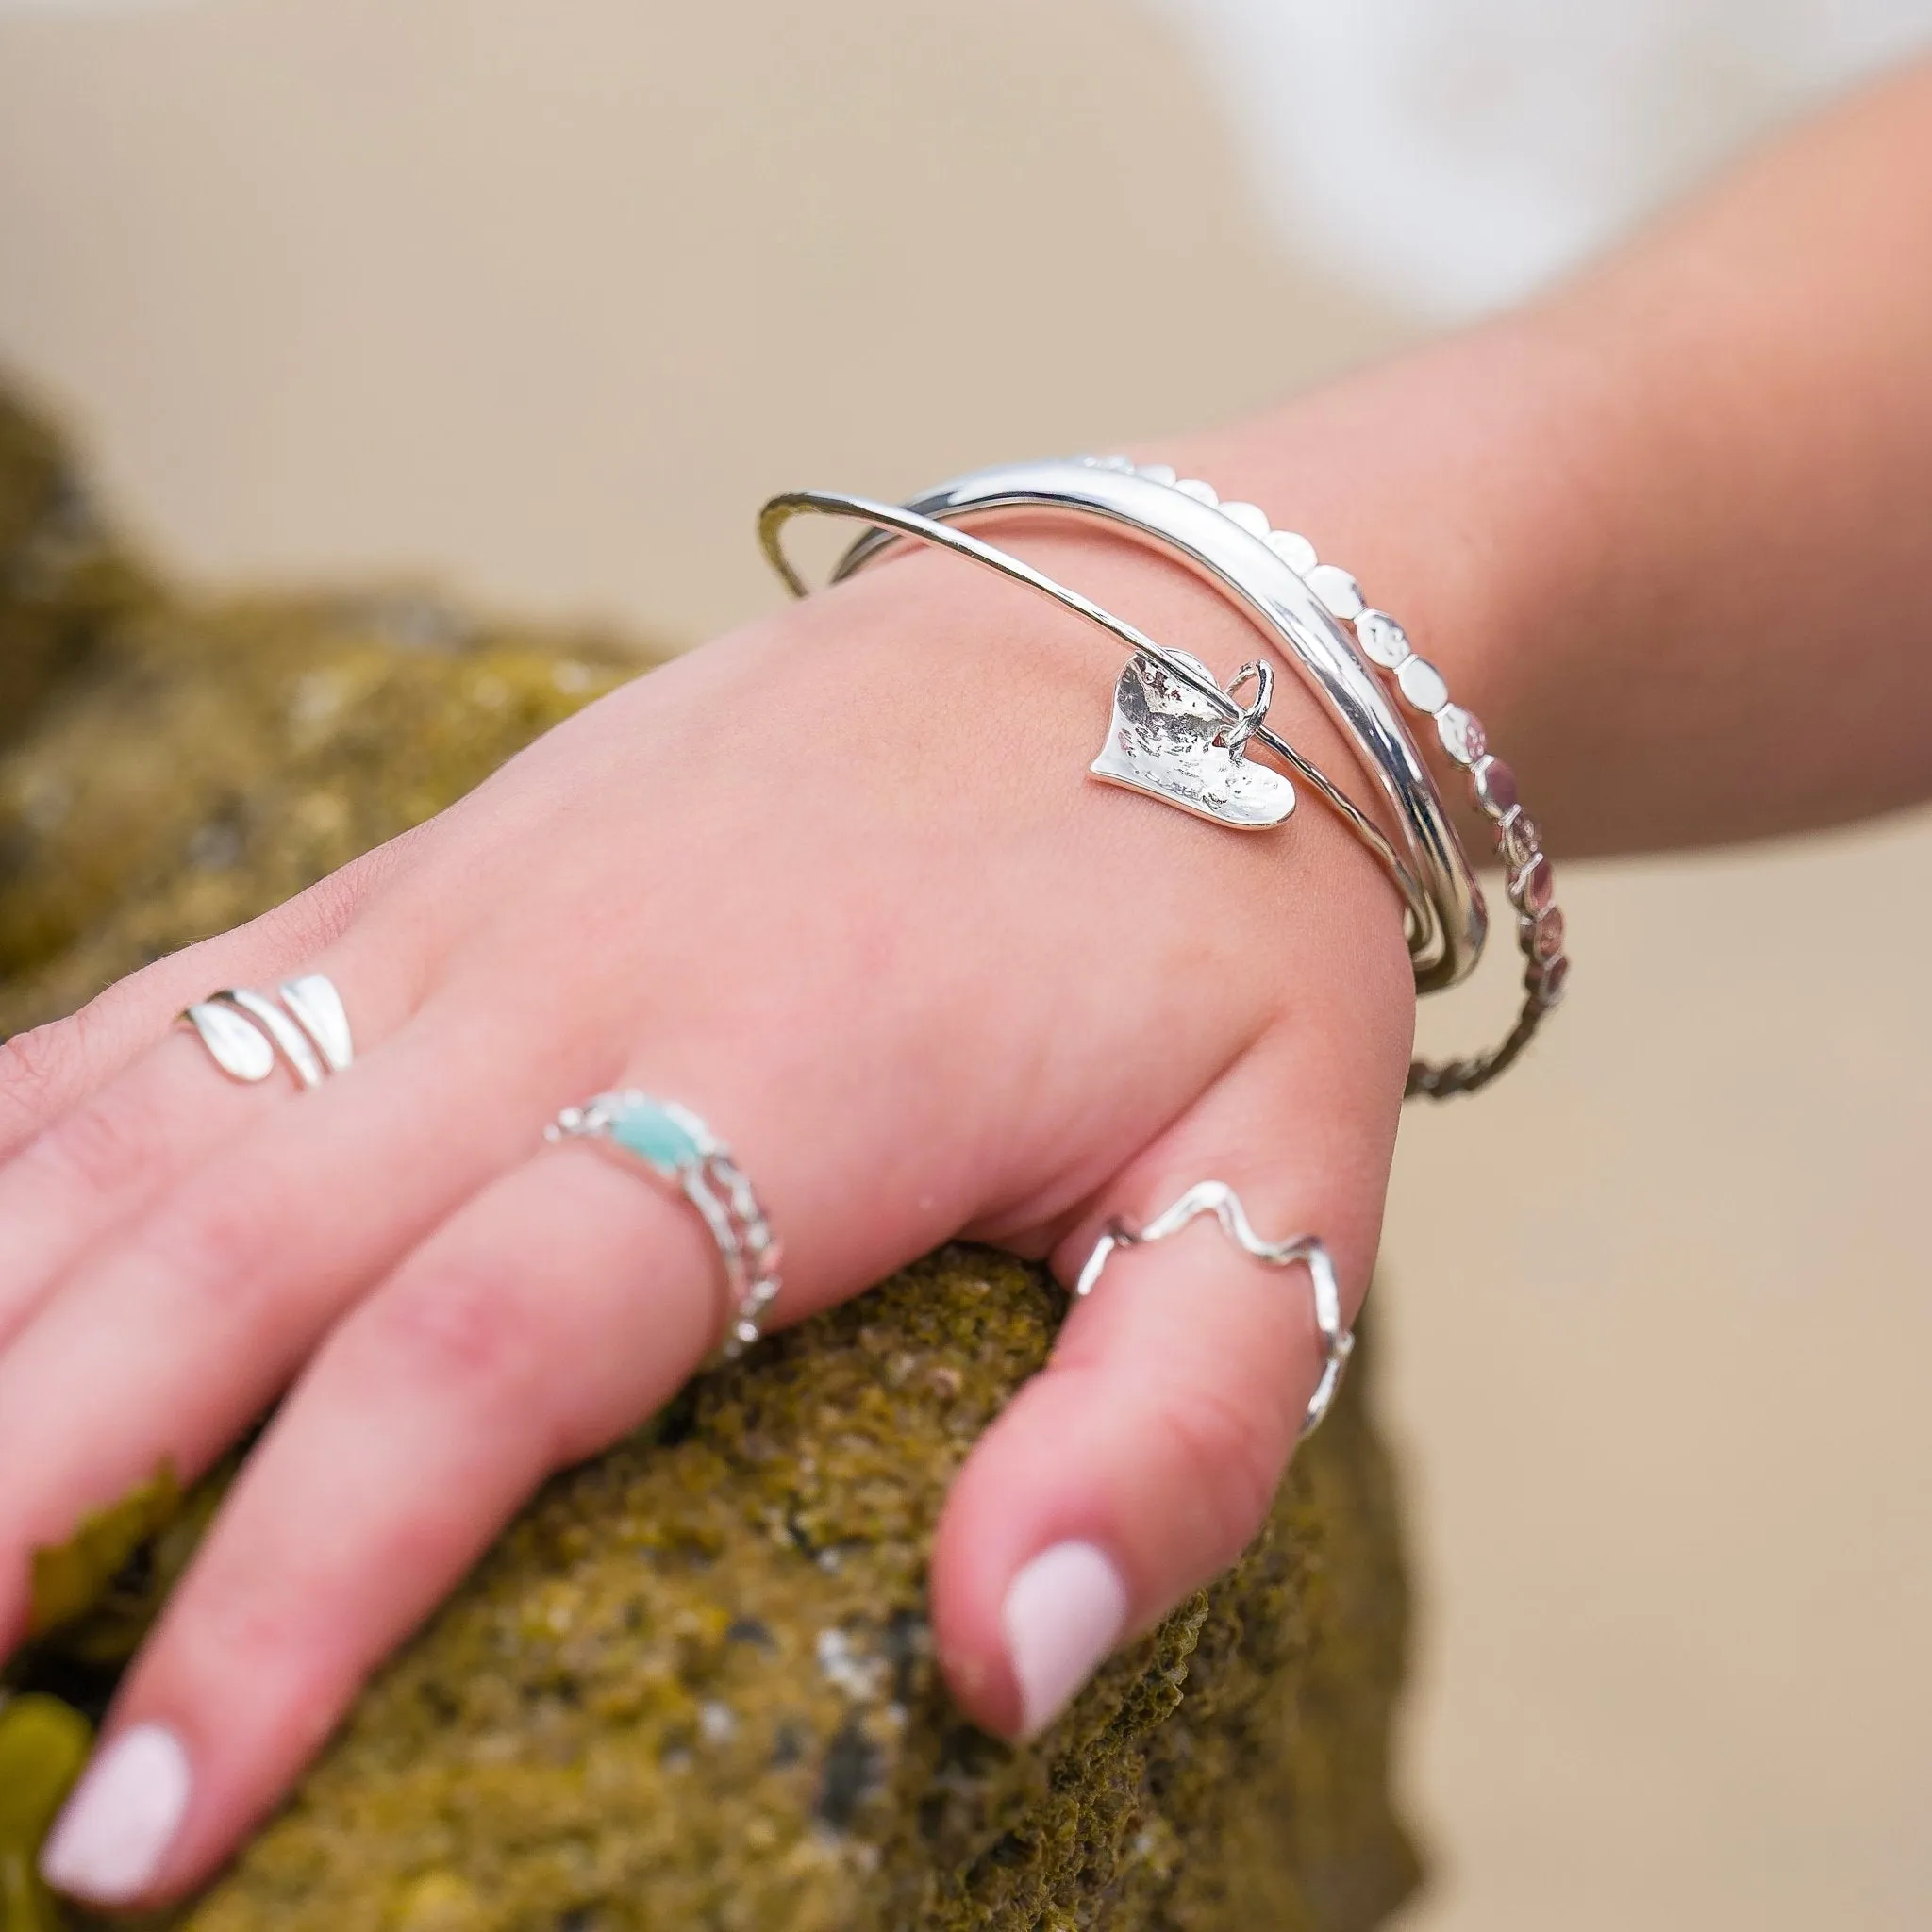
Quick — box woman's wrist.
[1147,320,1610,859]
[1153,63,1932,863]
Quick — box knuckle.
[188,1595,358,1741]
[0,1016,87,1141]
[30,1081,168,1197]
[1147,1378,1289,1563]
[137,1185,282,1300]
[357,1262,546,1405]
[193,1583,306,1671]
[252,851,390,961]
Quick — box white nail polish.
[39,1723,192,1905]
[1001,1541,1129,1741]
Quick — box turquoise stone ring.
[607,1096,704,1176]
[546,1090,782,1359]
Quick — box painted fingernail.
[39,1723,192,1905]
[1001,1541,1129,1741]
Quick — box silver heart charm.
[1089,651,1295,829]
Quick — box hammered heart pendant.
[1089,652,1295,829]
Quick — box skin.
[7,52,1932,1912]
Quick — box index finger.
[0,862,382,1161]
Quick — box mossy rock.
[0,380,1421,1929]
[0,383,149,758]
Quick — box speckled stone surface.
[0,379,1421,1930]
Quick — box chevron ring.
[1074,1182,1355,1438]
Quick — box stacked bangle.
[1074,457,1569,1095]
[760,488,1436,940]
[1230,473,1568,1093]
[759,455,1567,1100]
[820,459,1485,995]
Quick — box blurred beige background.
[1,3,1927,1927]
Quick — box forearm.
[1157,57,1932,858]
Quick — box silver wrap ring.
[179,974,355,1089]
[546,1090,783,1362]
[1074,1181,1355,1439]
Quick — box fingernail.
[40,1723,192,1905]
[1001,1541,1129,1741]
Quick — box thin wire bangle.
[759,490,1428,941]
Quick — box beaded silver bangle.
[1266,513,1569,1094]
[1083,453,1569,1098]
[776,456,1568,1099]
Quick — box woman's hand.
[0,523,1413,1909]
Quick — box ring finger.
[36,1137,732,1907]
[0,979,594,1656]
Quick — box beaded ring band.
[547,1091,782,1360]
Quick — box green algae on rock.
[14,1260,1417,1932]
[0,383,149,758]
[0,1696,93,1932]
[26,1466,183,1644]
[0,379,1421,1927]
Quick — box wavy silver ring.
[546,1091,783,1362]
[178,974,354,1089]
[1074,1181,1355,1438]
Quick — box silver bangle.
[785,455,1568,1098]
[1075,457,1568,1093]
[801,458,1486,995]
[759,490,1429,936]
[1242,484,1569,1094]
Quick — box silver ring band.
[546,1090,783,1361]
[1074,1181,1355,1439]
[179,974,355,1089]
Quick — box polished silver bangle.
[803,457,1486,996]
[795,456,1567,1098]
[759,490,1429,938]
